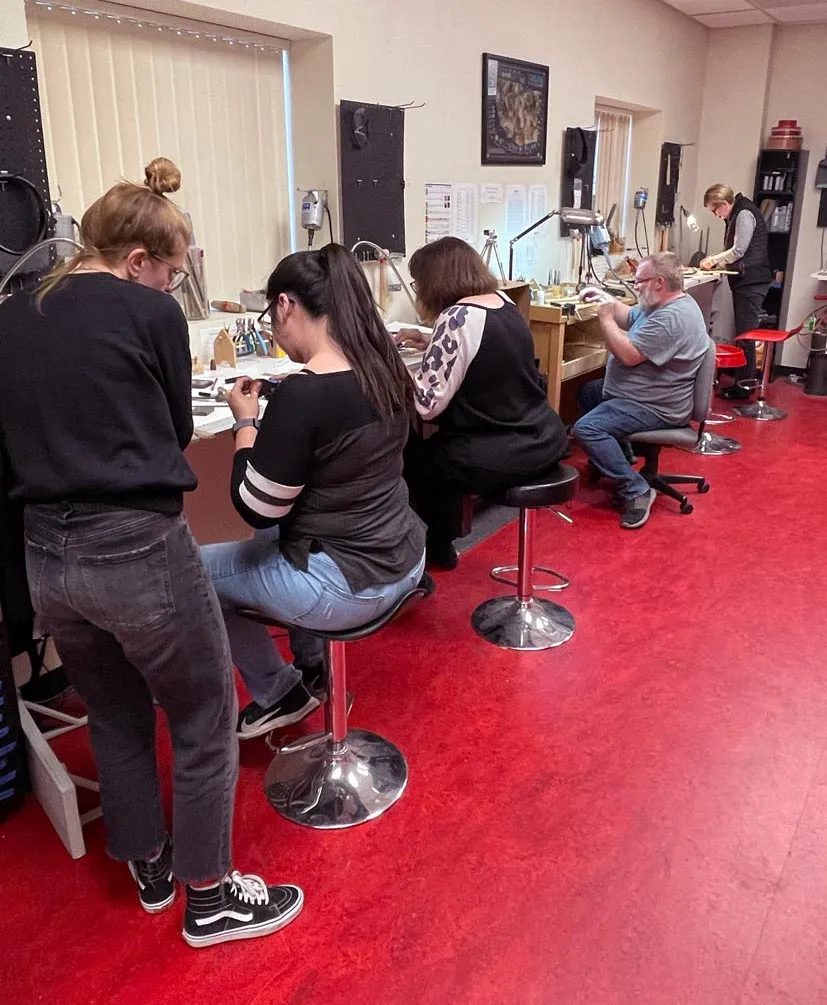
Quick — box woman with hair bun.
[0,159,304,948]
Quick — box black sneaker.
[183,871,303,949]
[237,683,319,739]
[426,541,459,571]
[619,488,657,529]
[128,836,175,914]
[717,385,752,400]
[297,662,326,701]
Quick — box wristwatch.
[231,418,261,437]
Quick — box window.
[593,105,633,239]
[27,2,291,299]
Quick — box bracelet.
[232,418,260,437]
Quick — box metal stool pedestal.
[472,504,575,651]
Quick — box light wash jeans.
[201,529,425,708]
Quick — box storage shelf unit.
[753,149,809,329]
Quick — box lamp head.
[560,207,604,228]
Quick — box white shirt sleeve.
[713,210,756,266]
[412,304,486,420]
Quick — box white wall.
[695,24,773,217]
[694,22,827,363]
[0,0,28,47]
[764,25,827,367]
[129,0,707,315]
[5,0,709,315]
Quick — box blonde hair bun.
[144,157,182,196]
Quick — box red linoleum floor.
[3,382,827,1005]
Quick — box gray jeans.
[24,504,237,884]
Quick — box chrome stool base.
[691,431,742,455]
[705,409,736,425]
[490,564,570,591]
[265,728,407,829]
[734,400,787,421]
[471,596,575,651]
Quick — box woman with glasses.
[200,243,427,740]
[0,158,304,948]
[700,183,771,399]
[394,237,568,570]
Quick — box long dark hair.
[265,243,413,418]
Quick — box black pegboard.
[655,142,681,227]
[0,46,53,278]
[339,100,405,256]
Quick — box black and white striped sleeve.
[229,375,312,529]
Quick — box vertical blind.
[593,106,633,239]
[26,3,291,299]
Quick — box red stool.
[709,343,747,424]
[734,328,796,421]
[691,343,744,455]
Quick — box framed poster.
[481,53,549,166]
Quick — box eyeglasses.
[256,296,296,325]
[633,276,660,287]
[151,255,189,292]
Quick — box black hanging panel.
[339,100,405,255]
[655,142,681,227]
[0,46,53,278]
[559,127,596,237]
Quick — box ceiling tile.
[669,0,754,11]
[696,8,776,21]
[764,2,827,19]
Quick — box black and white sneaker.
[237,682,319,739]
[128,836,175,914]
[619,487,657,529]
[183,871,304,949]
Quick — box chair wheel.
[680,501,694,514]
[697,481,710,494]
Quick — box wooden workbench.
[528,274,720,417]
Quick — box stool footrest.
[490,564,570,592]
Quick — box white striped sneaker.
[183,871,304,949]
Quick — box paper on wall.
[528,184,549,237]
[480,183,504,204]
[505,184,527,240]
[425,183,452,244]
[451,183,478,245]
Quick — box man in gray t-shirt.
[573,252,710,530]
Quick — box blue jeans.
[201,529,425,708]
[573,379,664,500]
[24,505,237,884]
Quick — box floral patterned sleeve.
[412,304,486,420]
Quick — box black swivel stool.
[472,464,579,651]
[237,585,429,830]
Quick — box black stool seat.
[494,463,579,509]
[236,585,429,641]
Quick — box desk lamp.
[508,207,605,280]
